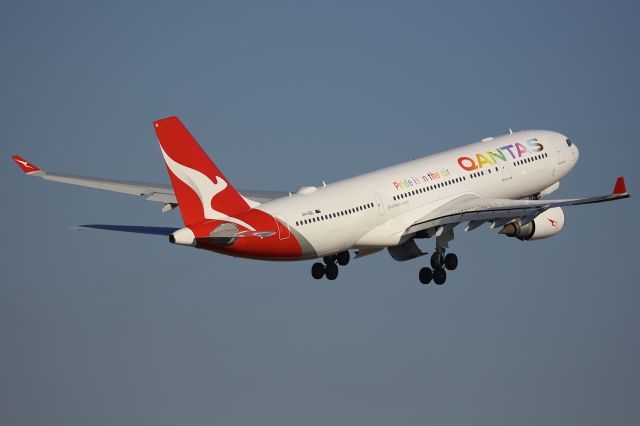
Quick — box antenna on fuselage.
[322,180,326,187]
[509,128,513,134]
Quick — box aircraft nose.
[565,136,579,162]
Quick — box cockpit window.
[566,138,573,147]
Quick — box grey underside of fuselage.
[289,227,318,259]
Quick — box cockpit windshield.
[566,138,573,147]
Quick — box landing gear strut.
[311,251,349,280]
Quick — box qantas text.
[457,138,543,171]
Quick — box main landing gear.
[418,224,459,285]
[311,251,350,280]
[419,250,458,285]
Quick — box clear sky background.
[1,1,639,425]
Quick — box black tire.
[433,268,447,285]
[430,252,444,269]
[323,255,337,265]
[311,263,325,279]
[325,263,339,280]
[419,267,433,284]
[337,251,350,266]
[444,253,458,271]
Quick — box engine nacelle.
[500,207,565,241]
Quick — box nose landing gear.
[311,251,350,280]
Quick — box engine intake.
[500,207,565,241]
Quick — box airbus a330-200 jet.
[13,116,630,284]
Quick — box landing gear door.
[374,193,385,216]
[273,212,290,240]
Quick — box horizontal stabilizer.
[72,224,179,236]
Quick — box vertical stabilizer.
[153,116,251,226]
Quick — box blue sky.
[1,1,639,425]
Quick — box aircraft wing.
[11,155,288,207]
[405,176,629,235]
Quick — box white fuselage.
[259,130,579,258]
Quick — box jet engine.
[500,207,565,241]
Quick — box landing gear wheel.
[419,267,433,284]
[323,255,337,265]
[325,263,339,280]
[311,263,325,279]
[444,253,458,271]
[337,251,350,266]
[430,252,444,269]
[433,268,447,285]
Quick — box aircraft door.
[552,137,566,164]
[500,162,512,181]
[273,212,290,240]
[374,193,385,216]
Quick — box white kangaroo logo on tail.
[16,159,33,169]
[159,146,255,231]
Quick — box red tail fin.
[153,116,251,226]
[12,155,41,174]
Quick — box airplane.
[12,116,630,284]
